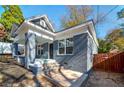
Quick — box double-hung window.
[58,37,73,55]
[66,38,73,54]
[58,40,65,54]
[37,45,44,56]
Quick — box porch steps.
[40,74,63,87]
[38,68,83,87]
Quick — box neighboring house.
[0,24,12,55]
[11,15,98,74]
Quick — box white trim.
[55,21,98,47]
[14,21,55,38]
[28,30,54,41]
[14,20,97,40]
[57,26,87,35]
[86,30,98,48]
[55,28,87,40]
[27,15,46,21]
[26,21,55,36]
[13,19,98,48]
[88,23,99,47]
[44,15,55,32]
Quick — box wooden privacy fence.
[93,52,124,73]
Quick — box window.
[58,38,73,55]
[66,38,73,54]
[37,45,44,56]
[58,40,65,54]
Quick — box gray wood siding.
[53,33,88,73]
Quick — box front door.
[49,43,53,59]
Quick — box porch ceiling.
[36,35,53,44]
[14,32,53,45]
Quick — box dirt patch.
[85,71,124,87]
[0,61,31,86]
[0,61,82,87]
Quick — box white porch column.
[25,32,36,69]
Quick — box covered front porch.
[12,22,55,74]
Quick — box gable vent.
[40,19,46,28]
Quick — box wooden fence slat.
[93,52,124,73]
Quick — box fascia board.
[25,21,55,37]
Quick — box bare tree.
[61,5,93,28]
[60,5,106,29]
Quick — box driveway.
[85,71,124,87]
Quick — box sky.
[0,5,124,39]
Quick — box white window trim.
[57,37,74,55]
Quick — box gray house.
[11,15,98,75]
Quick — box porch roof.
[12,19,98,46]
[13,21,55,44]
